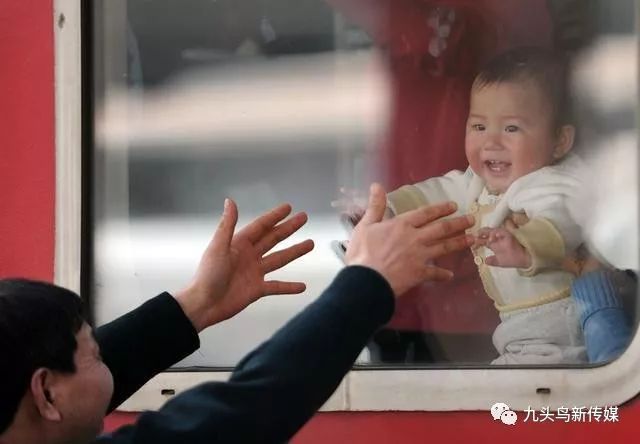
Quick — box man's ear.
[31,368,62,422]
[553,124,576,159]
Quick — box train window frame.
[54,0,640,412]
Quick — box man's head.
[0,279,113,444]
[465,47,576,194]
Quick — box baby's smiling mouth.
[485,160,511,173]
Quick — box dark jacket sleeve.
[95,266,394,444]
[95,293,200,412]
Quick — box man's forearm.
[97,266,394,444]
[95,293,200,412]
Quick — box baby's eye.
[471,123,485,131]
[504,125,519,133]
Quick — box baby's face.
[465,80,558,194]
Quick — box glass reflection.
[92,0,637,368]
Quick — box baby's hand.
[475,227,531,269]
[331,187,367,232]
[332,186,395,231]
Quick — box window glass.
[91,0,637,368]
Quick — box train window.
[90,0,387,368]
[70,0,640,410]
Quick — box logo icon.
[491,402,518,426]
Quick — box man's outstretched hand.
[175,199,315,332]
[345,183,475,297]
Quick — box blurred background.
[91,0,637,368]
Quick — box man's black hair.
[474,46,572,130]
[0,278,84,433]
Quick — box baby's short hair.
[474,47,571,130]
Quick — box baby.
[386,47,587,364]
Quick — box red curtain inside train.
[329,0,554,358]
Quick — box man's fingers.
[210,198,238,253]
[417,214,475,244]
[423,234,475,259]
[239,203,293,243]
[261,239,315,273]
[359,183,387,225]
[399,201,459,228]
[263,280,307,296]
[255,212,309,254]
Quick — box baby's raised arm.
[386,168,473,216]
[495,156,585,275]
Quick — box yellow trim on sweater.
[509,217,566,277]
[494,286,571,313]
[468,204,570,311]
[477,261,504,305]
[386,186,572,313]
[387,185,429,215]
[468,202,506,305]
